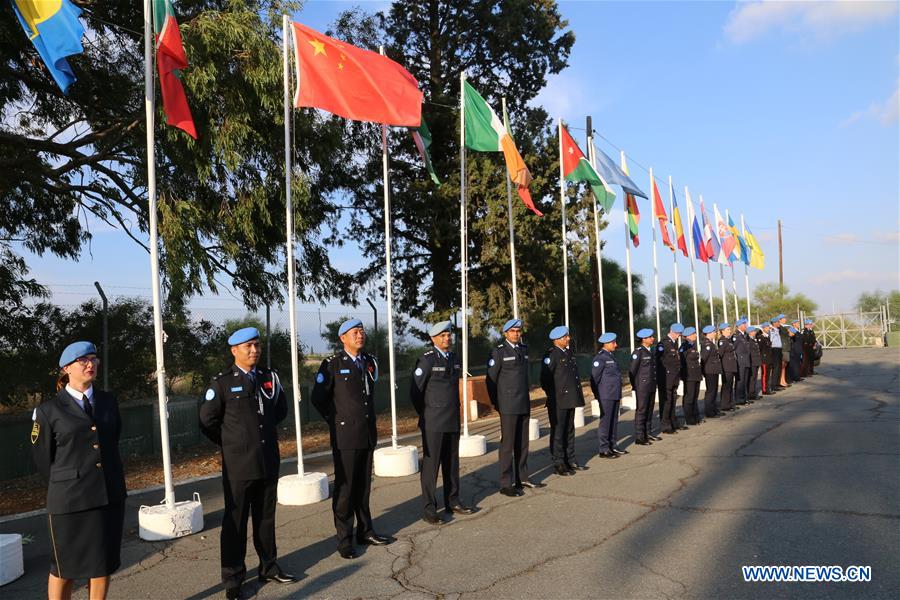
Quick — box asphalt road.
[2,346,898,599]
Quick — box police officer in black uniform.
[310,318,393,559]
[758,322,774,395]
[801,319,816,377]
[787,322,804,382]
[199,327,296,599]
[747,326,761,400]
[679,327,703,425]
[732,318,751,405]
[718,323,739,412]
[410,321,475,524]
[656,323,684,434]
[804,319,819,375]
[486,318,545,497]
[32,341,127,600]
[700,325,723,418]
[630,329,658,445]
[591,332,624,458]
[540,326,587,475]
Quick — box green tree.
[752,282,817,321]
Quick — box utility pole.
[94,282,109,390]
[587,115,602,349]
[778,219,784,293]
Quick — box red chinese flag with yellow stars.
[291,21,422,126]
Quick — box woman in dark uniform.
[31,341,127,600]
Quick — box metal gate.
[810,311,886,349]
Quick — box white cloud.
[874,230,900,243]
[724,0,898,44]
[808,270,898,285]
[841,85,900,127]
[823,233,860,245]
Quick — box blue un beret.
[549,325,569,340]
[228,327,260,346]
[804,318,813,325]
[682,326,696,337]
[670,323,685,334]
[736,318,748,326]
[59,341,97,368]
[748,326,757,332]
[502,318,523,332]
[776,313,786,320]
[702,325,716,335]
[598,332,617,344]
[760,322,771,329]
[718,322,730,331]
[428,320,453,337]
[770,318,780,325]
[789,326,798,334]
[791,317,801,325]
[338,318,363,337]
[636,328,654,339]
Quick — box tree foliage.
[751,282,817,321]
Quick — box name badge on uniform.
[230,386,243,392]
[503,356,516,361]
[432,366,445,372]
[339,369,351,374]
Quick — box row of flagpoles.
[16,3,770,505]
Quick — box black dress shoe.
[358,533,393,546]
[422,512,442,524]
[260,570,298,584]
[499,486,521,497]
[520,479,547,488]
[225,587,241,600]
[600,451,619,458]
[568,462,588,471]
[613,448,629,454]
[679,425,689,430]
[635,439,652,445]
[448,504,475,515]
[554,464,572,476]
[338,548,358,559]
[649,434,662,441]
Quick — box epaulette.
[497,344,504,348]
[424,350,434,356]
[213,371,227,380]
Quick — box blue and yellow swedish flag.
[12,0,86,93]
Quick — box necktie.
[355,357,364,372]
[83,397,93,419]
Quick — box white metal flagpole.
[714,203,729,324]
[669,176,681,323]
[727,209,740,318]
[621,151,636,349]
[558,118,570,328]
[143,0,174,511]
[700,194,716,327]
[650,168,661,336]
[741,213,752,318]
[587,136,606,332]
[685,186,700,333]
[460,71,470,438]
[502,98,519,320]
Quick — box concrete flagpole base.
[277,472,329,506]
[591,399,602,418]
[621,390,637,411]
[0,534,23,586]
[573,406,586,428]
[528,418,541,440]
[374,445,419,477]
[459,433,487,457]
[138,493,204,541]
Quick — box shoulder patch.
[205,388,215,401]
[316,372,325,384]
[414,367,423,377]
[593,361,600,367]
[488,358,495,367]
[543,357,551,365]
[632,353,638,360]
[657,344,664,352]
[31,420,40,444]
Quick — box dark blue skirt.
[48,502,124,579]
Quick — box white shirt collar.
[344,349,359,361]
[434,346,448,359]
[65,384,93,408]
[506,340,518,349]
[235,365,257,376]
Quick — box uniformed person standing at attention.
[199,327,296,599]
[718,323,739,412]
[700,325,723,418]
[32,342,127,600]
[656,323,684,434]
[591,333,624,459]
[757,322,774,395]
[310,319,394,559]
[409,321,475,524]
[777,315,792,388]
[630,329,659,445]
[804,319,819,375]
[747,326,761,400]
[787,322,804,382]
[732,318,751,405]
[540,326,587,475]
[801,318,816,377]
[679,327,703,426]
[486,319,545,497]
[768,315,785,391]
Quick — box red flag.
[153,0,196,139]
[292,22,422,126]
[652,178,673,250]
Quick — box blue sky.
[21,0,899,349]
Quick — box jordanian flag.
[410,115,440,186]
[153,0,196,138]
[560,124,616,212]
[463,81,541,216]
[621,154,640,247]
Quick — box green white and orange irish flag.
[153,0,196,138]
[463,81,541,216]
[559,123,616,212]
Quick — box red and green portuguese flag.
[153,0,196,138]
[560,123,616,212]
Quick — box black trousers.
[332,447,374,551]
[548,406,576,467]
[657,377,679,432]
[597,398,620,453]
[771,349,783,386]
[747,366,759,399]
[735,366,751,403]
[788,354,802,382]
[499,413,530,488]
[703,374,720,417]
[221,477,278,590]
[419,429,460,514]
[633,386,655,441]
[682,380,701,424]
[720,372,736,410]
